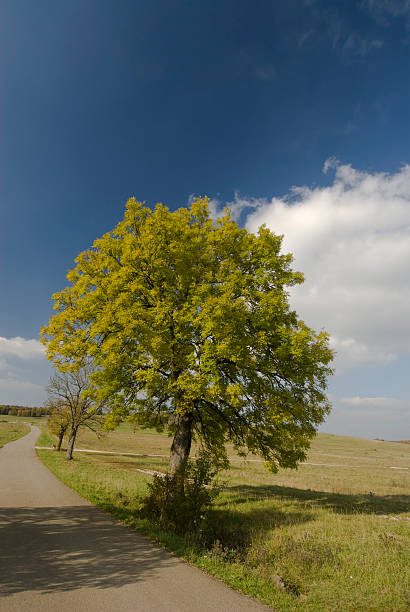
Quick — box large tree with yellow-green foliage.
[41,197,333,475]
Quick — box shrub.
[141,450,224,537]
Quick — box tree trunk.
[65,427,78,460]
[169,412,193,476]
[56,430,64,451]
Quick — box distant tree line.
[0,405,50,417]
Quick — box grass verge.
[0,422,30,447]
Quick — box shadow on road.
[0,505,173,595]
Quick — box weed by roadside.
[140,451,223,537]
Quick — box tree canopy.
[41,197,333,473]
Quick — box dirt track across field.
[0,427,270,611]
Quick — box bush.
[141,451,224,537]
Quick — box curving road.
[0,426,270,611]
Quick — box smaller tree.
[46,364,106,460]
[47,406,71,450]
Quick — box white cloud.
[361,0,410,35]
[0,337,51,406]
[0,379,47,406]
[342,33,383,56]
[214,161,410,371]
[254,63,276,81]
[321,395,410,439]
[298,29,315,47]
[329,337,395,370]
[0,337,45,360]
[341,396,410,412]
[362,0,410,19]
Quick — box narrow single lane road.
[0,427,271,611]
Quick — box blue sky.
[1,0,409,439]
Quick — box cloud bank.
[216,161,410,372]
[0,336,45,360]
[0,337,51,405]
[322,395,410,440]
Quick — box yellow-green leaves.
[41,196,334,470]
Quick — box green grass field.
[37,424,409,611]
[0,420,30,447]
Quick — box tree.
[41,197,333,475]
[45,365,105,459]
[47,405,71,450]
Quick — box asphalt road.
[0,426,270,611]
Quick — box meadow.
[34,421,410,611]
